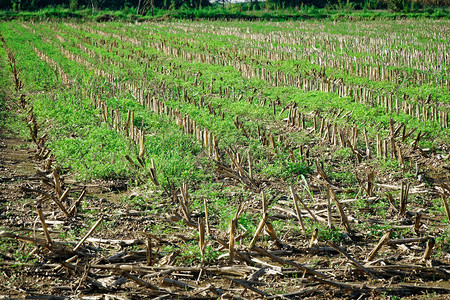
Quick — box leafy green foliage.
[262,160,311,182]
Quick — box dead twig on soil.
[249,213,268,249]
[122,271,163,291]
[290,185,318,226]
[328,186,351,231]
[68,188,86,216]
[366,231,391,262]
[326,241,379,279]
[22,186,69,217]
[0,231,76,256]
[252,246,327,278]
[73,217,103,252]
[399,182,410,217]
[422,237,435,261]
[226,277,269,297]
[36,206,52,246]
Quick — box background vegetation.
[0,0,448,21]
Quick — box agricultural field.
[0,18,449,299]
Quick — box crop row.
[92,20,449,89]
[160,21,447,68]
[40,21,449,142]
[54,22,450,129]
[23,20,449,185]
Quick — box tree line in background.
[0,0,448,14]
